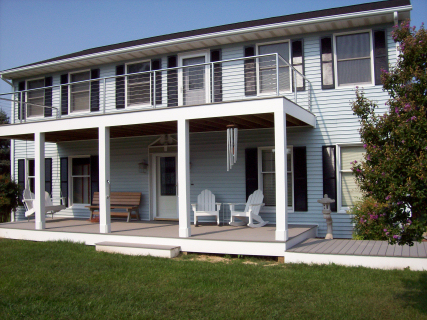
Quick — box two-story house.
[0,0,412,256]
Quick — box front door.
[179,51,209,106]
[156,155,177,219]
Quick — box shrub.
[0,174,21,222]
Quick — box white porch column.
[178,118,191,237]
[35,132,45,230]
[99,126,111,234]
[274,109,288,241]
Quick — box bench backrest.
[92,192,141,207]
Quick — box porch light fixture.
[226,124,238,171]
[138,159,148,173]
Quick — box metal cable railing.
[0,53,312,124]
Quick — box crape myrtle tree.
[351,21,427,246]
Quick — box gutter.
[0,5,412,79]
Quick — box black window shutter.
[151,59,162,105]
[45,158,52,196]
[90,155,99,204]
[60,157,68,207]
[244,46,256,96]
[320,37,335,90]
[18,81,26,120]
[293,147,307,211]
[44,77,53,117]
[116,65,125,109]
[322,146,337,212]
[90,69,100,112]
[60,74,69,115]
[211,49,223,102]
[373,30,388,85]
[245,148,258,200]
[167,56,178,107]
[18,159,25,200]
[291,40,305,91]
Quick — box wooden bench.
[86,192,141,222]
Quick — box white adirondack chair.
[23,189,66,220]
[228,189,268,228]
[191,189,221,226]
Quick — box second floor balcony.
[0,53,312,125]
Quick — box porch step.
[95,241,181,258]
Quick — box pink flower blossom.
[385,195,391,200]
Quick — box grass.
[0,239,426,319]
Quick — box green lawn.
[0,239,426,319]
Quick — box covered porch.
[2,96,316,242]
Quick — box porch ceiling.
[5,113,304,142]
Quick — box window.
[17,158,52,198]
[70,70,91,113]
[257,42,291,93]
[71,157,91,204]
[291,40,304,90]
[127,61,151,106]
[335,31,373,87]
[27,159,35,193]
[26,79,45,117]
[258,147,293,210]
[338,145,364,210]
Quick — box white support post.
[274,108,288,241]
[99,126,111,234]
[178,118,191,237]
[35,132,45,230]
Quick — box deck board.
[377,241,389,256]
[369,241,382,256]
[338,240,358,255]
[385,244,395,256]
[331,240,351,254]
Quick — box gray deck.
[287,238,427,258]
[0,218,315,243]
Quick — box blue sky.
[0,0,426,115]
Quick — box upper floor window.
[26,79,45,118]
[70,70,91,113]
[335,32,372,87]
[322,30,387,89]
[126,61,151,107]
[257,42,291,93]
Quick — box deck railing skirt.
[99,126,111,234]
[35,132,46,230]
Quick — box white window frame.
[68,155,91,207]
[336,143,364,213]
[25,77,45,119]
[178,50,210,106]
[333,29,375,89]
[256,40,292,95]
[25,158,35,193]
[257,146,294,213]
[68,69,91,114]
[125,59,152,109]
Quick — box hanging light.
[226,124,238,171]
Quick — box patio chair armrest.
[248,203,265,207]
[215,203,221,211]
[191,203,197,212]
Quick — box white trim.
[0,5,411,78]
[68,155,91,207]
[258,145,294,212]
[68,70,91,115]
[25,77,45,119]
[333,29,375,88]
[124,60,152,109]
[178,50,210,106]
[150,152,178,219]
[256,40,292,95]
[336,143,364,213]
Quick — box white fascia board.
[0,98,314,138]
[283,99,316,127]
[0,5,411,79]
